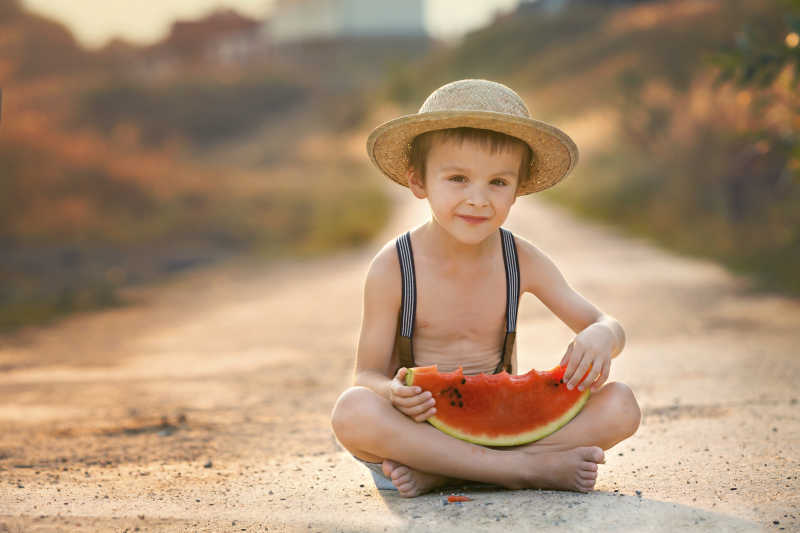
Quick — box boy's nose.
[466,189,489,207]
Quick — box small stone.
[635,490,642,497]
[773,520,779,525]
[204,461,213,468]
[730,487,737,491]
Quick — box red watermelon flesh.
[405,365,591,446]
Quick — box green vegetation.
[0,160,390,332]
[0,1,398,332]
[77,75,308,148]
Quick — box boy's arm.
[351,244,403,402]
[351,243,439,423]
[517,237,626,391]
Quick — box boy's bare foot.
[381,459,453,498]
[520,446,605,493]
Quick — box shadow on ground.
[321,486,760,532]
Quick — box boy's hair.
[408,127,533,190]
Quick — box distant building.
[266,0,427,44]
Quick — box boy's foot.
[520,446,605,493]
[381,459,453,498]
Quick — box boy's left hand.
[559,323,616,392]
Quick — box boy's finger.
[562,347,583,384]
[591,360,611,392]
[559,343,573,367]
[578,362,601,391]
[395,385,424,398]
[415,407,437,423]
[567,356,592,390]
[397,391,432,407]
[408,398,436,416]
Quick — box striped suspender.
[394,228,521,374]
[495,227,521,374]
[394,232,416,371]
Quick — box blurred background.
[1,0,798,333]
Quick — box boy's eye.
[449,175,467,182]
[491,179,509,186]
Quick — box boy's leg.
[331,386,604,496]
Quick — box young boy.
[330,79,640,498]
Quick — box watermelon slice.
[405,364,591,446]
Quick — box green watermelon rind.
[406,367,591,447]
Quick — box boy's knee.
[605,382,641,438]
[330,386,381,442]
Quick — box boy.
[330,79,640,498]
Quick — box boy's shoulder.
[509,231,565,295]
[362,236,403,307]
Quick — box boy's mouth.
[456,215,489,224]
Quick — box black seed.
[455,390,462,398]
[458,401,463,408]
[451,401,456,406]
[461,379,466,384]
[553,383,559,387]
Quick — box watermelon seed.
[553,383,559,387]
[458,401,463,408]
[461,379,466,384]
[450,401,456,406]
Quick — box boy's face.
[407,136,522,245]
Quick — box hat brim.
[366,110,579,196]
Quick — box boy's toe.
[580,461,598,472]
[391,465,409,478]
[393,470,412,485]
[591,447,605,464]
[397,481,414,493]
[578,469,597,481]
[576,446,604,464]
[382,459,397,478]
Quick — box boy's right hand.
[389,367,437,422]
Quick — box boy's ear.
[407,167,427,199]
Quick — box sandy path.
[1,184,798,532]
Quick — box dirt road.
[1,186,798,532]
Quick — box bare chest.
[413,263,508,345]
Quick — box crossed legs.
[330,381,640,497]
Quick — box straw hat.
[366,79,579,196]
